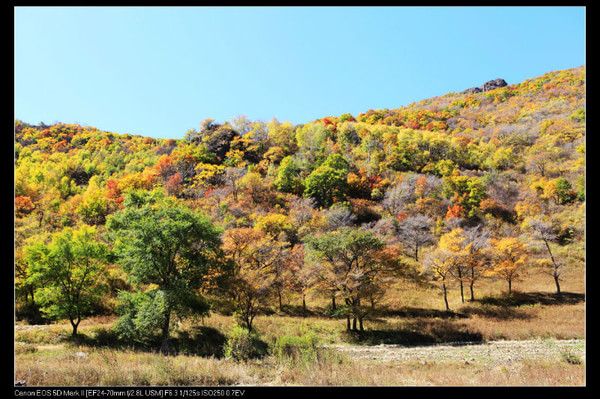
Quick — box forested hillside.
[15,66,585,354]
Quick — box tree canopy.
[107,192,223,352]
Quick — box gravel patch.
[328,339,585,364]
[15,325,51,331]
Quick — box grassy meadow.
[15,266,585,386]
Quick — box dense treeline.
[15,67,585,352]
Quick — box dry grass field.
[15,342,584,386]
[15,265,585,386]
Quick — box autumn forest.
[14,66,585,386]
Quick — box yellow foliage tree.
[254,213,292,240]
[439,228,471,303]
[222,228,286,329]
[424,248,454,311]
[489,237,529,295]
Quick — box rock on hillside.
[463,78,508,94]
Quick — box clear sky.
[15,7,585,139]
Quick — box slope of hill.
[14,66,584,323]
[14,66,586,386]
[15,65,585,245]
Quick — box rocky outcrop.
[463,87,482,94]
[463,78,507,94]
[483,78,508,91]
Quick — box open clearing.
[15,275,586,386]
[330,339,585,364]
[15,338,585,386]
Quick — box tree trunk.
[245,302,254,332]
[346,315,350,331]
[469,281,475,302]
[554,273,561,296]
[160,309,171,355]
[414,244,419,262]
[70,318,80,337]
[352,317,357,331]
[442,282,450,311]
[278,289,283,312]
[359,317,364,332]
[457,267,465,303]
[469,267,475,301]
[544,240,561,296]
[508,279,512,295]
[302,294,307,316]
[331,295,336,311]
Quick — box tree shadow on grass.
[460,305,532,320]
[477,291,584,307]
[278,304,320,317]
[71,326,227,358]
[343,319,484,347]
[374,306,469,319]
[173,326,227,357]
[64,329,136,349]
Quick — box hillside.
[14,67,586,385]
[16,65,585,302]
[15,66,585,211]
[14,65,586,386]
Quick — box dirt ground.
[329,339,585,365]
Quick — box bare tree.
[395,214,434,261]
[289,197,315,225]
[287,244,317,315]
[289,197,316,240]
[382,179,415,215]
[224,167,246,202]
[367,217,397,244]
[231,115,253,135]
[324,204,356,230]
[525,218,563,295]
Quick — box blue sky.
[15,7,585,138]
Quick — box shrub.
[112,291,165,346]
[273,333,319,364]
[224,326,267,361]
[15,302,49,325]
[15,342,38,355]
[561,349,583,365]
